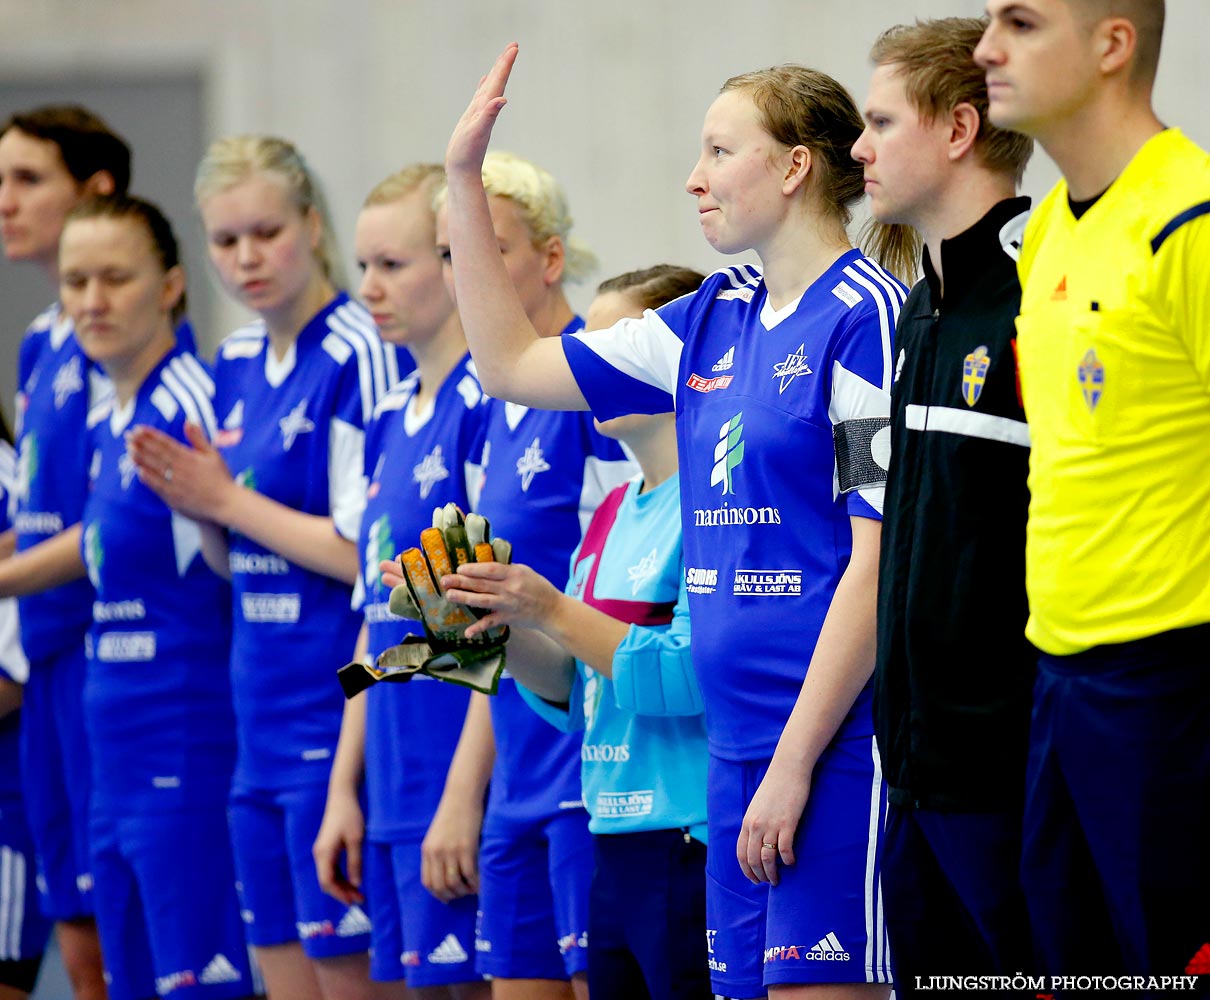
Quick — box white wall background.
[2,0,1207,357]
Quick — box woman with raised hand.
[442,45,911,1000]
[436,264,712,1000]
[54,193,255,1000]
[423,151,635,1000]
[313,163,491,1000]
[129,136,405,1000]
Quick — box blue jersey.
[475,318,637,826]
[13,305,109,658]
[520,475,708,839]
[564,256,906,760]
[81,345,236,813]
[213,293,405,790]
[0,440,28,802]
[356,355,490,841]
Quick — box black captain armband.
[833,416,891,494]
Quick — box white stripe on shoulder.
[220,323,267,360]
[327,302,389,422]
[150,385,180,423]
[164,356,218,438]
[712,263,762,290]
[373,374,419,416]
[841,262,901,392]
[29,303,60,333]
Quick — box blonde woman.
[130,136,405,1000]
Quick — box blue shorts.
[364,839,480,987]
[90,806,253,1000]
[19,641,93,920]
[0,796,53,967]
[228,782,371,959]
[475,809,592,979]
[1022,625,1210,987]
[705,739,891,997]
[882,805,1033,995]
[589,829,711,1000]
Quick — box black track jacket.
[875,197,1037,811]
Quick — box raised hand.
[446,43,519,177]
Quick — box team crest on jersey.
[413,445,450,500]
[53,356,84,408]
[772,344,812,394]
[215,400,245,447]
[961,345,991,407]
[626,548,660,595]
[84,522,104,589]
[710,413,745,496]
[515,437,550,491]
[15,435,37,503]
[364,514,394,591]
[1077,348,1105,411]
[279,399,315,451]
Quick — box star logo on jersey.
[515,437,550,492]
[961,345,991,407]
[771,344,813,394]
[279,399,315,451]
[627,548,660,595]
[1077,348,1105,411]
[119,451,138,490]
[710,413,745,496]
[413,445,450,500]
[53,355,84,409]
[83,522,104,589]
[364,514,394,591]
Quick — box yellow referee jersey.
[1016,128,1210,656]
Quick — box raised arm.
[443,44,586,409]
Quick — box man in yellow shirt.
[976,0,1210,984]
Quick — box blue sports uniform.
[521,474,712,999]
[81,343,253,1000]
[0,439,53,992]
[564,257,905,995]
[12,304,106,920]
[356,355,489,988]
[473,317,636,981]
[214,293,403,957]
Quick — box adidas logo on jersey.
[428,934,470,965]
[337,905,371,937]
[808,932,850,961]
[712,347,735,372]
[199,954,242,985]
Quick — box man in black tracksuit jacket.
[852,19,1038,992]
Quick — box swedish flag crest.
[1078,348,1105,411]
[961,345,991,407]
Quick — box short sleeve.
[564,309,684,420]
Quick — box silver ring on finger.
[164,466,174,482]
